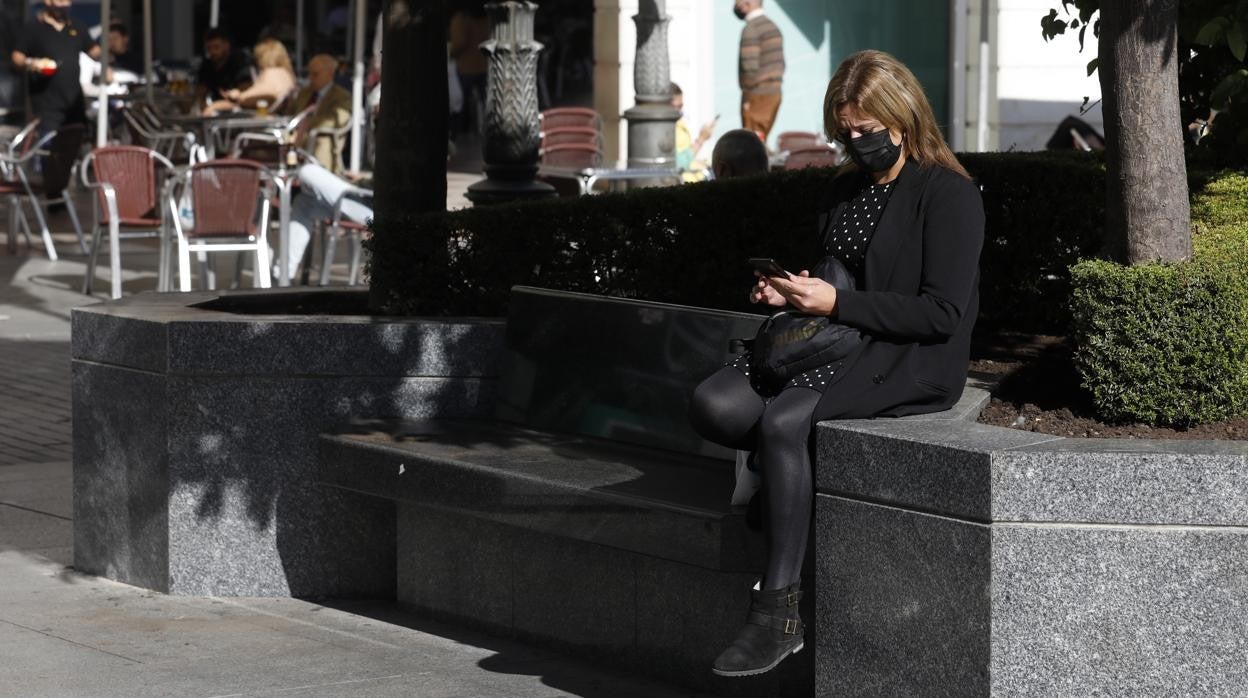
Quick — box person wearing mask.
[205,38,296,115]
[285,54,352,171]
[10,0,102,134]
[734,0,784,143]
[689,50,983,678]
[194,28,251,107]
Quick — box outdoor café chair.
[777,130,824,153]
[229,106,316,168]
[538,107,603,132]
[80,145,178,299]
[539,126,602,150]
[783,145,844,171]
[317,186,373,286]
[121,106,197,164]
[167,159,274,292]
[1,122,88,259]
[538,142,604,170]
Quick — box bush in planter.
[367,152,1105,333]
[1071,172,1248,426]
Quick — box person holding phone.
[688,50,984,678]
[671,82,716,182]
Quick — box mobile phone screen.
[748,258,791,279]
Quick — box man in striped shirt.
[735,0,784,143]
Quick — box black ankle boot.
[711,583,804,677]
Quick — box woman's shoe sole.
[710,642,803,678]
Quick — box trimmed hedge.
[367,151,1105,333]
[1071,172,1248,426]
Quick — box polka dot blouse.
[728,179,896,395]
[825,180,895,276]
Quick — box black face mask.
[845,129,902,172]
[733,7,747,20]
[44,6,68,22]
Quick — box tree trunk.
[374,0,448,223]
[1098,0,1191,264]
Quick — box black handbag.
[748,255,861,389]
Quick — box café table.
[537,163,683,195]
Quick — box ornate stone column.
[622,0,679,173]
[467,1,557,205]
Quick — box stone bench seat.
[319,417,761,571]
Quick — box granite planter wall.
[72,289,504,597]
[814,418,1248,696]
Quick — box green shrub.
[1070,172,1248,426]
[367,152,1105,333]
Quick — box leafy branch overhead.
[1043,0,1248,158]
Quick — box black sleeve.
[15,21,36,55]
[835,171,985,341]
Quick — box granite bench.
[317,286,830,695]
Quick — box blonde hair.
[253,38,294,75]
[824,50,970,180]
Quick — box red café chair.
[2,121,87,258]
[316,187,374,286]
[783,145,844,171]
[80,145,177,299]
[539,142,603,170]
[167,159,274,292]
[540,126,602,150]
[777,130,823,153]
[539,107,603,132]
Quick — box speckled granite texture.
[72,289,504,597]
[815,418,1248,696]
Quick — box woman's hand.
[766,270,838,316]
[224,88,241,101]
[750,272,788,307]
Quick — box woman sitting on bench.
[689,50,985,678]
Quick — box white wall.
[993,0,1103,150]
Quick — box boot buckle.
[784,618,799,635]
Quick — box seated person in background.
[204,38,295,115]
[194,27,251,106]
[712,128,770,180]
[672,82,716,182]
[277,160,372,279]
[106,21,142,75]
[285,53,352,172]
[80,22,139,98]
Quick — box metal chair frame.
[80,146,178,299]
[316,186,373,286]
[1,124,87,259]
[166,160,275,293]
[121,107,198,163]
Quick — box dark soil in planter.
[971,334,1248,440]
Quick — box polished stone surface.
[990,524,1248,695]
[815,495,990,697]
[72,290,501,596]
[816,420,1061,521]
[397,505,807,697]
[72,362,170,591]
[497,286,763,459]
[320,418,762,571]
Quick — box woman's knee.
[689,370,759,444]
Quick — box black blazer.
[811,158,984,423]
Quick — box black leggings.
[688,366,819,590]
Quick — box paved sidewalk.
[0,240,709,696]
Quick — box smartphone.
[748,258,792,280]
